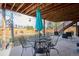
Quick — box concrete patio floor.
[0,36,79,56]
[9,36,79,56]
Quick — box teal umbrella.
[35,8,43,38]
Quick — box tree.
[26,26,34,30]
[46,22,53,29]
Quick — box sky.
[0,9,50,28]
[14,12,36,27]
[0,9,36,28]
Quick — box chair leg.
[53,48,59,55]
[33,51,36,56]
[51,48,59,55]
[21,48,24,56]
[31,47,34,55]
[46,52,50,56]
[46,49,50,56]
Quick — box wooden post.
[62,22,65,34]
[10,13,14,48]
[0,3,2,8]
[76,22,79,37]
[43,19,45,36]
[76,22,77,36]
[2,9,6,49]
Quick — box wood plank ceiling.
[0,3,79,22]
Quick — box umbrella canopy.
[35,8,43,32]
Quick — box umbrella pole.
[43,19,45,37]
[39,31,40,39]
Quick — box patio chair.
[9,37,20,47]
[48,35,60,55]
[19,36,33,56]
[76,43,79,52]
[62,33,68,39]
[66,32,73,38]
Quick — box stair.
[57,21,77,34]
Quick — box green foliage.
[26,26,34,30]
[46,25,53,29]
[46,22,53,29]
[46,22,60,29]
[52,22,60,28]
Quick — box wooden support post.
[62,22,65,34]
[10,13,14,48]
[2,9,6,49]
[43,19,45,36]
[76,22,77,36]
[76,22,79,37]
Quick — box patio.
[0,35,79,56]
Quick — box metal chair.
[19,36,33,56]
[49,35,60,55]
